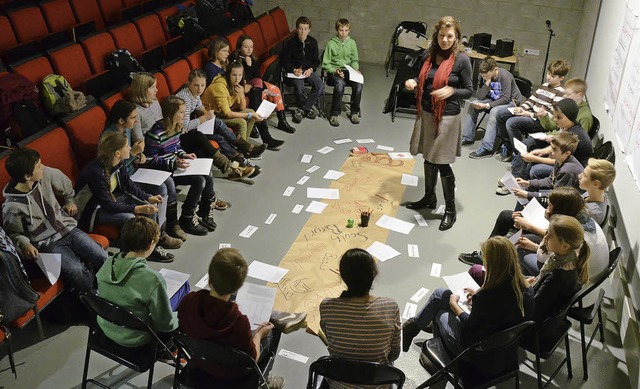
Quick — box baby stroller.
[383,50,426,122]
[386,21,428,77]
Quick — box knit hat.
[554,98,579,123]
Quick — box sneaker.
[497,177,505,187]
[158,231,182,249]
[248,164,261,178]
[304,109,317,119]
[350,113,360,124]
[271,312,307,334]
[458,251,483,266]
[180,215,208,236]
[469,147,493,159]
[495,186,511,195]
[248,143,267,159]
[461,139,474,146]
[266,375,285,389]
[501,153,514,163]
[228,165,255,180]
[213,199,230,211]
[292,109,303,124]
[402,317,420,352]
[147,247,174,263]
[197,207,217,232]
[329,115,339,127]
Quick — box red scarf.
[416,52,456,135]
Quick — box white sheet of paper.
[301,154,313,163]
[402,302,418,320]
[442,272,481,314]
[388,152,414,160]
[306,165,320,173]
[509,229,523,245]
[521,197,550,230]
[514,138,528,155]
[36,253,61,285]
[297,176,310,185]
[159,268,190,298]
[333,138,352,144]
[235,282,277,331]
[401,173,419,186]
[529,132,547,140]
[197,118,215,135]
[287,72,306,79]
[307,187,340,199]
[305,201,328,214]
[344,64,364,84]
[356,138,375,144]
[408,244,420,258]
[239,225,259,238]
[172,158,213,177]
[500,172,529,205]
[376,214,415,234]
[248,261,289,283]
[265,213,277,224]
[131,168,172,186]
[283,186,295,196]
[278,349,310,364]
[430,263,442,277]
[195,274,209,289]
[157,196,168,228]
[366,241,401,262]
[376,145,395,151]
[219,243,231,248]
[323,170,345,180]
[256,100,277,118]
[410,287,430,303]
[507,107,517,115]
[434,204,445,215]
[292,204,304,213]
[414,214,428,227]
[317,146,335,154]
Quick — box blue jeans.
[209,118,240,158]
[139,177,177,205]
[414,288,463,355]
[46,228,107,293]
[326,74,363,116]
[530,163,554,179]
[285,72,325,111]
[462,102,512,152]
[506,116,544,154]
[173,174,215,218]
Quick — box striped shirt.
[176,88,203,132]
[521,83,564,111]
[320,296,401,389]
[144,120,185,171]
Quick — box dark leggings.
[180,131,219,158]
[428,162,453,177]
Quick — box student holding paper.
[403,236,533,359]
[178,248,306,389]
[322,18,363,127]
[230,34,296,133]
[3,148,107,293]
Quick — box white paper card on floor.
[297,176,310,185]
[159,268,190,298]
[195,274,209,289]
[265,213,277,224]
[356,138,375,143]
[333,138,352,144]
[305,201,328,214]
[197,118,215,135]
[366,241,401,262]
[292,204,304,213]
[278,349,310,364]
[283,186,295,196]
[247,261,289,283]
[306,165,320,173]
[317,146,334,154]
[521,197,549,230]
[376,214,415,234]
[235,282,277,331]
[130,168,172,186]
[401,173,419,186]
[410,287,430,303]
[307,187,340,199]
[36,253,61,285]
[402,302,418,320]
[376,145,395,151]
[219,243,231,248]
[408,244,420,258]
[414,214,428,227]
[323,170,345,180]
[301,154,313,163]
[256,100,277,118]
[430,263,442,277]
[388,152,414,160]
[239,225,259,238]
[172,158,213,177]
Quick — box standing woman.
[404,16,472,231]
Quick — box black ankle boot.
[439,175,457,231]
[405,162,438,210]
[276,111,296,133]
[257,121,284,150]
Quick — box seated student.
[403,236,533,358]
[2,148,107,293]
[175,69,258,181]
[281,16,325,124]
[204,38,230,86]
[130,72,163,142]
[75,133,173,263]
[464,56,525,158]
[319,249,400,385]
[494,59,569,161]
[321,18,363,127]
[230,34,296,133]
[178,248,307,389]
[102,100,186,245]
[579,158,615,226]
[144,96,219,236]
[202,62,284,150]
[96,217,178,347]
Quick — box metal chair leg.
[597,307,605,343]
[147,362,155,389]
[579,321,588,380]
[565,335,573,379]
[81,342,92,389]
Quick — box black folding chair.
[568,247,621,380]
[589,115,600,141]
[514,76,533,99]
[0,321,17,379]
[386,21,428,76]
[594,141,615,164]
[417,321,535,389]
[307,355,406,389]
[78,292,176,389]
[279,67,325,118]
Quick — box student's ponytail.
[576,240,591,284]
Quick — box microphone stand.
[542,21,555,84]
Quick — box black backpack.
[0,73,51,146]
[106,48,146,85]
[167,5,208,47]
[196,0,233,36]
[0,228,39,324]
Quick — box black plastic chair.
[589,115,600,141]
[417,321,535,389]
[515,76,533,99]
[173,332,273,389]
[307,355,406,389]
[78,292,176,389]
[386,21,428,76]
[594,141,615,164]
[568,247,621,380]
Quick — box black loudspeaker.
[472,33,491,51]
[495,39,515,57]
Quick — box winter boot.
[166,202,187,241]
[439,175,457,231]
[236,137,267,159]
[405,162,438,210]
[276,110,296,133]
[257,121,285,150]
[212,150,254,179]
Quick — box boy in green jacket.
[322,18,363,127]
[96,217,178,347]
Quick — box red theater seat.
[161,59,189,94]
[69,0,105,31]
[40,0,78,33]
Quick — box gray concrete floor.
[0,64,630,389]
